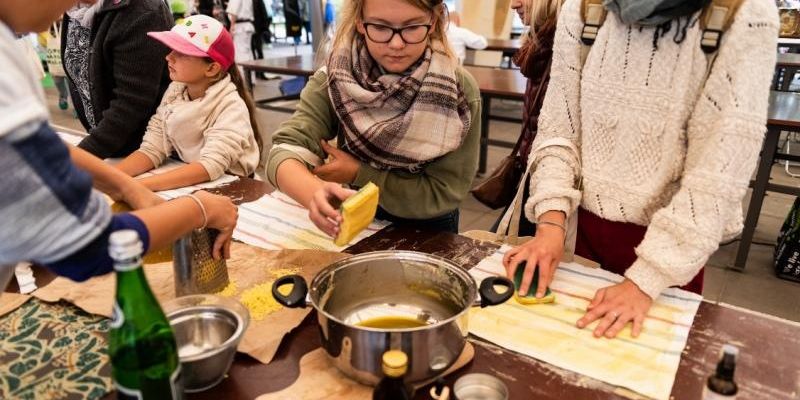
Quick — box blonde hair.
[524,0,564,45]
[329,0,457,63]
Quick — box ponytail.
[228,65,263,156]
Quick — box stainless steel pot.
[272,251,513,385]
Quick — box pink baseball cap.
[147,14,235,70]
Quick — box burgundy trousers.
[574,208,704,295]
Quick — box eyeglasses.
[362,22,432,44]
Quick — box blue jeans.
[376,207,460,234]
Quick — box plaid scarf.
[327,36,471,172]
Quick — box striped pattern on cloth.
[327,37,471,172]
[468,245,702,400]
[233,191,389,251]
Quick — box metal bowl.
[453,373,509,400]
[162,295,249,392]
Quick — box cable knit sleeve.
[198,94,255,180]
[523,0,584,222]
[626,0,778,299]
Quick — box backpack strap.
[580,0,607,65]
[699,0,744,53]
[581,0,608,45]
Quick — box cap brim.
[147,31,209,58]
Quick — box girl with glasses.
[266,0,481,237]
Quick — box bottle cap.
[381,350,408,378]
[109,230,144,261]
[721,344,739,357]
[716,343,738,381]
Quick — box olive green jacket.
[266,67,482,219]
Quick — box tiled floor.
[46,43,800,322]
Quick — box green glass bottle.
[108,230,183,399]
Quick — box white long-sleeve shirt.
[525,0,778,299]
[447,24,488,63]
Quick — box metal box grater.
[173,229,229,296]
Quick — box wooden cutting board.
[257,343,475,400]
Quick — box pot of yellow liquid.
[272,251,513,385]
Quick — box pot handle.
[272,274,309,308]
[478,276,514,307]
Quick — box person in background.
[0,0,238,289]
[267,0,481,236]
[62,0,173,159]
[503,0,778,339]
[38,19,70,110]
[489,0,561,235]
[170,0,188,24]
[115,15,260,192]
[324,0,335,30]
[445,11,487,64]
[284,0,303,45]
[252,0,271,61]
[227,0,254,63]
[299,0,312,44]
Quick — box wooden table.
[8,169,800,399]
[198,226,800,400]
[479,39,522,68]
[774,52,800,91]
[734,91,800,270]
[778,37,800,51]
[239,56,527,174]
[239,56,318,113]
[484,38,522,53]
[466,65,527,173]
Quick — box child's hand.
[502,223,564,298]
[314,141,360,184]
[576,279,653,339]
[194,191,238,260]
[308,182,356,237]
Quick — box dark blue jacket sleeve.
[45,213,151,281]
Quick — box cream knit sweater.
[525,0,778,299]
[138,75,259,180]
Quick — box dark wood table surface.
[22,175,786,399]
[185,225,800,400]
[776,52,800,69]
[768,90,800,128]
[465,65,526,99]
[240,55,318,78]
[484,38,522,53]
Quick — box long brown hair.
[227,65,263,155]
[523,0,563,48]
[329,0,456,62]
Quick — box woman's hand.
[194,191,238,260]
[313,141,361,184]
[308,182,356,237]
[576,279,653,338]
[502,223,565,298]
